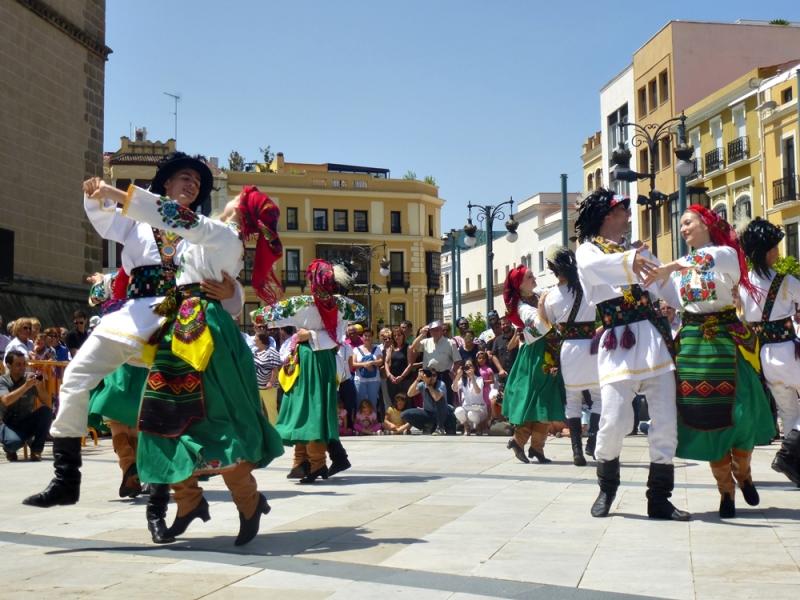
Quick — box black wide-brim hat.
[150,151,213,212]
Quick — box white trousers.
[565,387,601,419]
[51,334,141,438]
[595,371,677,464]
[769,382,800,432]
[454,405,488,427]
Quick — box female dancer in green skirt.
[502,265,565,464]
[644,205,775,518]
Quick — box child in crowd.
[384,394,411,434]
[354,399,382,435]
[475,351,496,414]
[31,333,55,361]
[338,399,352,436]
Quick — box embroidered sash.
[556,287,595,341]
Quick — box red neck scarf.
[503,265,528,329]
[686,204,758,300]
[307,259,339,343]
[238,186,283,304]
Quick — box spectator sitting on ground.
[65,310,89,358]
[0,350,52,462]
[4,318,33,361]
[338,399,352,436]
[453,360,489,435]
[403,368,455,435]
[384,393,411,435]
[353,399,382,435]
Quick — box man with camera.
[0,350,51,462]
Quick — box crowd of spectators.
[0,310,90,462]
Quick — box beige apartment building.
[227,153,445,331]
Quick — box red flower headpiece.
[307,259,339,343]
[686,204,758,300]
[503,265,528,329]
[238,186,283,304]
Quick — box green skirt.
[137,301,284,483]
[88,364,147,429]
[502,338,566,425]
[676,323,775,462]
[275,342,339,444]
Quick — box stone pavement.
[1,433,799,599]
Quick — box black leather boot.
[234,493,271,546]
[299,465,329,484]
[585,413,600,458]
[119,463,142,499]
[146,484,175,544]
[646,463,691,521]
[719,492,736,518]
[772,430,800,486]
[507,438,530,464]
[591,458,620,517]
[567,418,587,466]
[327,439,351,477]
[22,437,82,507]
[166,497,210,537]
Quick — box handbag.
[278,350,300,392]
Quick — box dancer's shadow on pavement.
[47,525,423,558]
[614,510,773,526]
[319,474,442,486]
[108,488,339,506]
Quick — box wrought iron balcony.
[281,269,306,290]
[704,147,724,173]
[386,271,411,292]
[727,137,748,164]
[773,175,798,205]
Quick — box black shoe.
[772,430,800,485]
[167,497,210,537]
[119,464,142,499]
[646,463,691,521]
[5,451,18,462]
[741,481,760,506]
[719,492,736,518]
[22,437,82,507]
[299,465,329,484]
[234,493,271,546]
[328,458,351,478]
[591,458,620,518]
[287,460,310,480]
[529,448,552,464]
[567,418,587,467]
[147,484,175,544]
[508,439,530,464]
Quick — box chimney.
[134,127,147,142]
[276,152,285,172]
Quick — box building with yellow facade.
[761,64,800,258]
[613,20,800,259]
[582,131,603,194]
[226,153,445,331]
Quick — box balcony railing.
[773,175,798,205]
[386,271,411,292]
[727,136,748,164]
[281,269,306,290]
[704,147,724,173]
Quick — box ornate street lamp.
[462,197,518,313]
[349,242,389,328]
[611,113,693,258]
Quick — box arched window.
[734,194,752,223]
[595,168,603,188]
[587,174,594,191]
[712,202,728,222]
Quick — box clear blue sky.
[105,1,799,231]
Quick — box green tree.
[259,145,275,170]
[423,175,437,186]
[465,312,487,337]
[402,170,417,180]
[774,255,800,277]
[770,18,790,25]
[228,150,245,172]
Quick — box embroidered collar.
[591,236,625,254]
